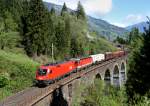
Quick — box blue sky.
[43,0,150,27]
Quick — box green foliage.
[0,0,25,31]
[127,28,141,44]
[70,37,80,57]
[61,2,68,16]
[19,0,115,60]
[76,1,86,20]
[80,80,126,106]
[126,22,150,104]
[72,81,87,106]
[0,32,20,50]
[0,11,19,50]
[72,80,150,106]
[89,37,117,54]
[69,16,88,57]
[55,19,66,57]
[0,50,39,100]
[2,11,18,32]
[50,7,56,15]
[72,79,127,106]
[50,5,89,59]
[0,73,9,88]
[114,36,127,44]
[22,0,50,57]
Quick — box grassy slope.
[97,37,117,52]
[89,36,117,54]
[0,50,39,100]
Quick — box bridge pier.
[120,62,126,86]
[113,65,120,87]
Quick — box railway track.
[0,57,124,106]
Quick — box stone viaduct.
[0,55,127,106]
[33,55,127,106]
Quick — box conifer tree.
[22,0,49,57]
[50,7,56,15]
[64,17,71,57]
[61,2,68,16]
[128,28,140,44]
[70,37,79,57]
[126,21,150,103]
[76,1,86,20]
[0,11,19,50]
[55,20,66,57]
[54,16,71,58]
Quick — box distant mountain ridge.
[126,22,149,32]
[87,16,128,40]
[44,2,128,40]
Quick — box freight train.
[36,50,126,85]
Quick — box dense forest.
[0,0,116,101]
[0,0,116,60]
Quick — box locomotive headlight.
[47,69,52,74]
[47,69,50,73]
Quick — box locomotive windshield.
[38,69,47,76]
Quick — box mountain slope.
[126,22,149,32]
[88,16,128,40]
[44,2,128,40]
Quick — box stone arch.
[50,87,68,106]
[113,65,120,87]
[120,62,126,85]
[94,73,102,84]
[104,69,111,85]
[95,73,102,80]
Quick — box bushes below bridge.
[72,80,150,106]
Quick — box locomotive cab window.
[48,70,52,74]
[38,69,47,76]
[75,61,79,64]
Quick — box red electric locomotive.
[36,57,93,85]
[36,60,77,85]
[77,57,93,69]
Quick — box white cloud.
[43,0,112,17]
[84,0,112,16]
[112,23,126,28]
[112,14,147,27]
[124,14,146,25]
